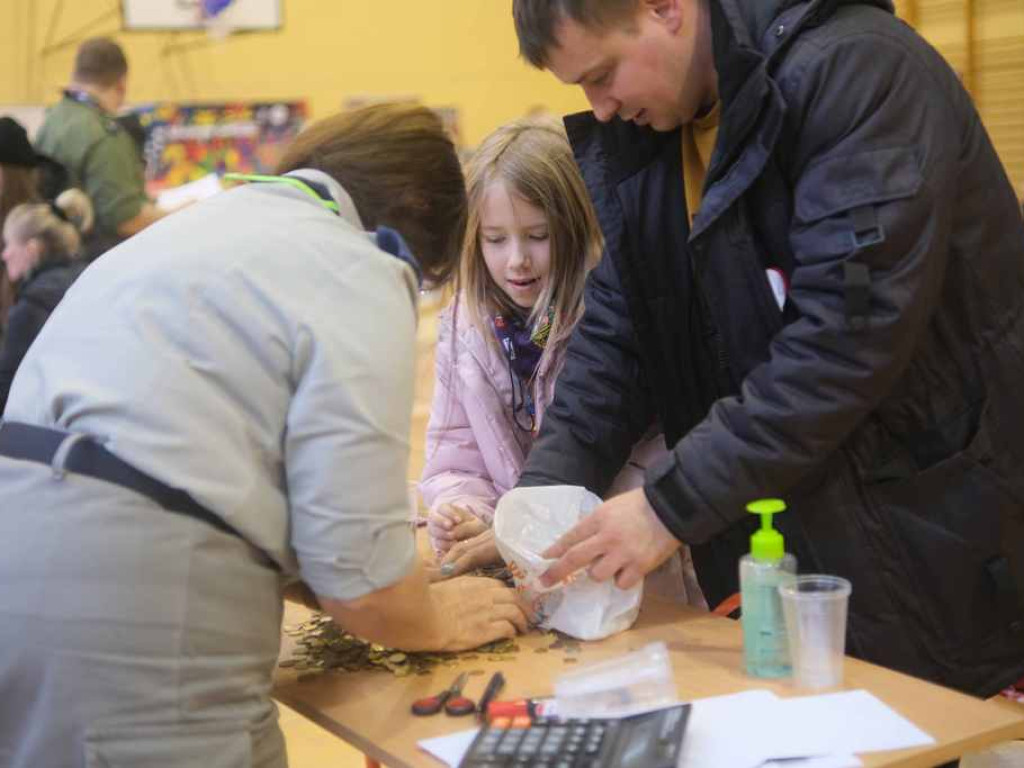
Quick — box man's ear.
[644,0,684,32]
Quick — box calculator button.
[496,732,524,756]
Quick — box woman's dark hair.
[277,103,468,287]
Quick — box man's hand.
[427,503,489,554]
[428,576,529,651]
[540,488,680,590]
[439,529,502,578]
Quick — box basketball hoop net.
[179,0,237,40]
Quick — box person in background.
[0,190,93,411]
[35,37,164,259]
[0,117,47,332]
[510,0,1024,699]
[0,103,527,768]
[420,118,705,607]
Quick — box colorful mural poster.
[133,101,307,194]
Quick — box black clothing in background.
[0,261,86,413]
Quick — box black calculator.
[458,704,691,768]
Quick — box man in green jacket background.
[36,37,165,259]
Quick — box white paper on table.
[770,690,934,756]
[677,690,787,768]
[156,173,223,210]
[677,687,929,768]
[417,728,479,767]
[763,756,862,768]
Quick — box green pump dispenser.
[740,498,796,677]
[747,498,786,560]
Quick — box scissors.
[411,672,475,716]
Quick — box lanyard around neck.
[222,173,340,214]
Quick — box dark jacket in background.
[520,0,1024,697]
[0,260,86,413]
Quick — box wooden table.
[273,595,1024,768]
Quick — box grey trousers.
[0,458,288,768]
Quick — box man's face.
[545,0,715,132]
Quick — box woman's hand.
[429,576,529,651]
[427,503,489,554]
[439,529,503,578]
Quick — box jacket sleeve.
[519,247,655,495]
[0,300,48,415]
[418,311,502,526]
[645,33,962,544]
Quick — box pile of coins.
[281,614,520,678]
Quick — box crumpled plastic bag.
[493,485,642,640]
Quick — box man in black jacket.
[512,0,1024,697]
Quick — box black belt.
[0,420,278,570]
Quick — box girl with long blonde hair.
[419,118,705,608]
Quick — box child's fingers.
[429,508,458,531]
[451,517,487,541]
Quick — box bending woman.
[0,103,527,768]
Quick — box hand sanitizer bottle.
[740,498,797,678]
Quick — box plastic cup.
[779,575,852,690]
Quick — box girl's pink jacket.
[419,301,705,607]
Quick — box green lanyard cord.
[222,173,340,213]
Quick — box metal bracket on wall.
[39,0,121,57]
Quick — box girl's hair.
[4,189,94,263]
[277,102,467,288]
[459,117,603,358]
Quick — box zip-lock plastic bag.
[493,485,642,640]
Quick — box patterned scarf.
[492,307,555,432]
[491,307,554,384]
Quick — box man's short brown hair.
[277,102,467,288]
[73,37,128,87]
[513,0,639,68]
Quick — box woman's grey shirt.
[3,170,418,601]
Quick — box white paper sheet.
[418,727,478,767]
[764,756,862,768]
[677,688,932,768]
[677,690,786,768]
[156,173,223,210]
[770,690,935,756]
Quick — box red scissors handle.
[444,694,476,716]
[411,672,469,716]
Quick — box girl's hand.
[427,503,489,553]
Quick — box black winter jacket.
[520,0,1024,697]
[0,260,86,413]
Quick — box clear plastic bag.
[493,486,642,640]
[555,641,679,719]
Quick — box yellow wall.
[2,1,1021,191]
[896,0,1024,194]
[0,0,589,147]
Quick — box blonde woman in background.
[420,118,706,608]
[0,189,93,412]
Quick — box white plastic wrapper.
[493,485,642,640]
